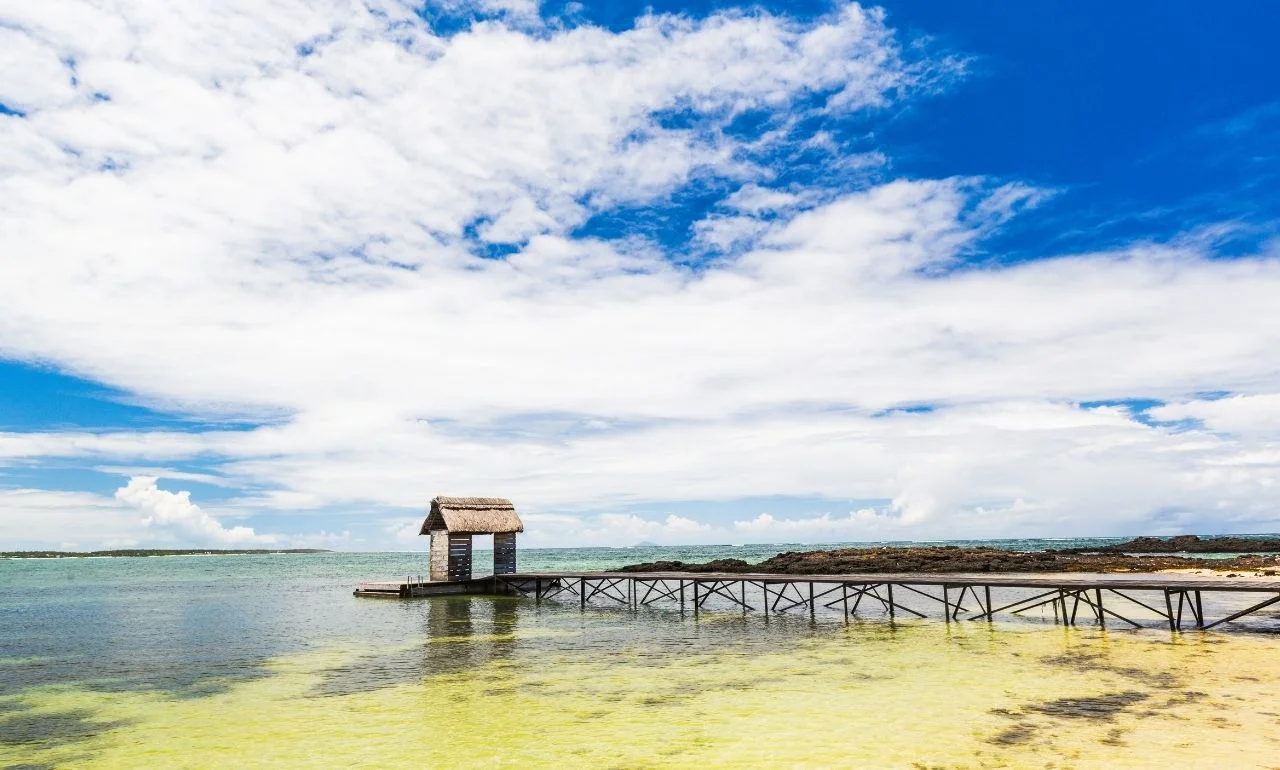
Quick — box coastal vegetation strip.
[0,549,330,559]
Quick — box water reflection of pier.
[495,572,1280,632]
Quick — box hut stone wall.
[429,530,450,582]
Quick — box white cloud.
[287,529,354,549]
[0,481,358,551]
[517,511,713,547]
[694,214,772,251]
[733,509,893,540]
[724,184,805,214]
[92,466,238,487]
[0,489,145,550]
[471,0,543,22]
[114,476,275,545]
[0,431,213,460]
[0,27,77,113]
[1150,394,1280,438]
[387,517,425,545]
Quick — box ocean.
[3,542,1280,768]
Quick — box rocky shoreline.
[620,537,1280,576]
[1062,534,1280,553]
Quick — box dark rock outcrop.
[1071,535,1280,554]
[619,545,1280,575]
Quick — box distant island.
[1,549,330,559]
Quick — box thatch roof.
[419,496,523,535]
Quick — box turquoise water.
[3,544,1280,767]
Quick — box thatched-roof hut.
[420,496,523,581]
[418,497,523,535]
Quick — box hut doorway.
[464,533,519,578]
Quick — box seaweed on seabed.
[1039,650,1180,689]
[987,722,1037,745]
[1025,690,1149,720]
[0,707,130,747]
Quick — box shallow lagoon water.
[3,550,1280,768]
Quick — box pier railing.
[493,571,1280,632]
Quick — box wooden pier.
[356,569,1280,630]
[489,571,1280,631]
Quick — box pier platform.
[357,570,1280,631]
[354,577,494,598]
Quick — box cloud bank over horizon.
[1,0,1278,549]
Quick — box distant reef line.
[1,549,331,559]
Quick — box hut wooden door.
[447,534,473,581]
[493,532,517,575]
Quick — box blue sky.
[1,0,1278,549]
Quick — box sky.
[1,0,1278,550]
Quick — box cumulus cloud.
[114,476,275,545]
